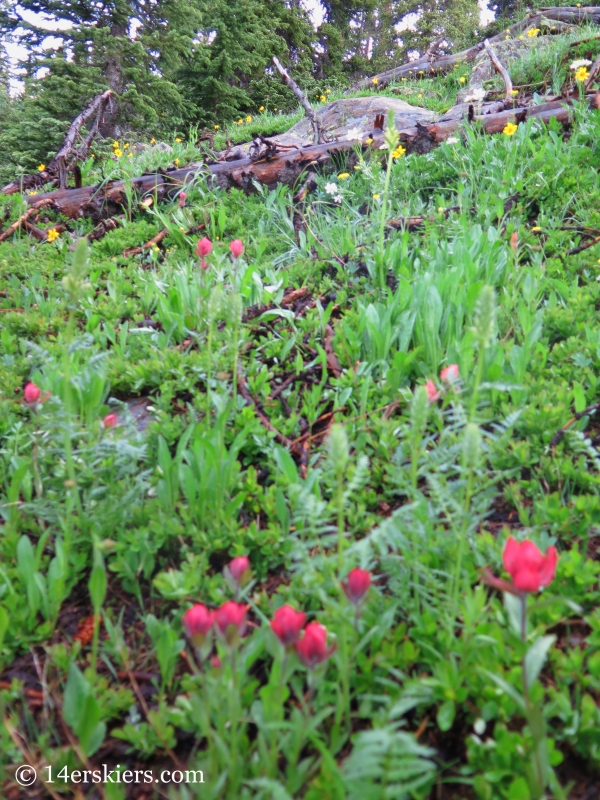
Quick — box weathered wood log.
[16,96,584,222]
[484,40,513,101]
[273,57,323,144]
[351,7,600,91]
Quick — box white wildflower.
[570,59,592,70]
[446,136,459,144]
[346,126,362,140]
[334,194,343,203]
[324,182,338,195]
[465,87,486,102]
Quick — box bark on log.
[16,96,585,222]
[484,40,513,101]
[351,7,600,91]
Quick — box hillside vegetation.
[2,14,600,800]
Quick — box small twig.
[237,364,301,454]
[484,39,513,101]
[567,234,600,255]
[0,199,54,243]
[585,52,600,90]
[2,714,65,800]
[122,223,204,257]
[324,324,342,379]
[272,57,324,144]
[550,400,600,446]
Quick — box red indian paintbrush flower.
[178,191,187,207]
[294,621,334,668]
[425,380,440,403]
[227,556,250,586]
[342,568,371,605]
[440,364,459,383]
[215,601,248,644]
[182,604,215,647]
[103,413,117,429]
[271,605,307,647]
[196,237,213,258]
[229,239,244,259]
[502,537,558,593]
[23,382,41,403]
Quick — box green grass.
[3,45,600,800]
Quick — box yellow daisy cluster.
[112,140,123,158]
[503,121,518,136]
[47,228,60,242]
[392,144,406,159]
[526,28,540,37]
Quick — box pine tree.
[176,0,316,127]
[0,0,197,137]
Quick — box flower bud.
[24,382,41,403]
[229,239,244,259]
[294,622,334,668]
[182,604,215,648]
[226,555,251,586]
[342,568,371,605]
[196,237,213,258]
[271,605,307,647]
[215,601,248,645]
[103,413,118,429]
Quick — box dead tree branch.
[0,199,54,243]
[484,40,514,101]
[272,57,324,144]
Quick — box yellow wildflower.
[175,137,182,142]
[174,158,180,165]
[114,148,123,158]
[418,93,423,98]
[438,207,445,213]
[274,107,277,111]
[511,89,518,96]
[518,35,523,40]
[526,28,540,37]
[354,165,361,170]
[373,193,381,199]
[112,141,119,148]
[575,66,590,82]
[392,145,406,159]
[124,142,130,149]
[459,76,466,83]
[214,124,220,130]
[153,245,160,253]
[246,115,252,122]
[337,172,350,180]
[326,88,331,93]
[238,119,243,124]
[127,153,132,158]
[28,190,38,196]
[259,106,265,111]
[37,164,45,172]
[372,77,378,85]
[365,137,373,144]
[505,35,509,40]
[506,28,510,33]
[503,121,518,136]
[150,137,156,144]
[47,228,60,242]
[531,226,541,232]
[320,95,326,102]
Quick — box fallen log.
[16,96,585,222]
[351,7,600,91]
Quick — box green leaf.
[480,669,526,712]
[88,564,107,613]
[0,606,9,651]
[507,777,529,800]
[436,700,456,732]
[524,635,556,689]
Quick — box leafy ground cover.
[3,47,600,800]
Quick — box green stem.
[377,154,394,289]
[337,469,345,573]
